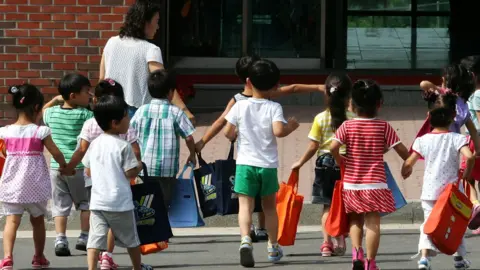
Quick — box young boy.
[196,55,325,241]
[223,59,299,267]
[131,70,196,209]
[82,95,152,270]
[43,73,93,256]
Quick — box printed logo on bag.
[229,175,238,199]
[201,173,216,200]
[134,194,156,226]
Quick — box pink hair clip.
[105,78,115,86]
[19,97,25,104]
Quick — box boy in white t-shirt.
[224,59,299,267]
[82,95,152,270]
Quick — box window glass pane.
[348,0,411,11]
[347,16,411,69]
[251,0,320,58]
[169,0,242,57]
[417,0,449,11]
[415,16,449,68]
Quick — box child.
[83,95,152,270]
[0,84,67,269]
[291,73,354,257]
[420,64,480,229]
[65,79,141,269]
[224,59,299,267]
[330,80,410,270]
[196,55,325,241]
[131,70,196,209]
[43,73,93,256]
[402,92,474,270]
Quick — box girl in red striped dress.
[330,80,410,270]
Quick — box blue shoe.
[454,257,470,269]
[267,244,283,263]
[418,257,431,269]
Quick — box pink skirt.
[343,189,396,214]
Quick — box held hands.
[195,140,205,154]
[186,153,197,167]
[401,164,413,179]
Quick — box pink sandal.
[320,242,334,257]
[0,256,13,270]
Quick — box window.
[348,0,411,11]
[169,0,242,57]
[251,0,321,58]
[415,16,449,68]
[417,0,449,11]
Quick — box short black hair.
[148,69,176,99]
[119,0,161,40]
[58,73,91,100]
[248,59,280,91]
[94,95,128,132]
[235,55,260,83]
[429,92,457,128]
[351,79,383,118]
[8,83,44,121]
[443,63,475,101]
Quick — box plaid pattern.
[131,99,195,177]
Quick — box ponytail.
[326,73,352,130]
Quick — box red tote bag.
[277,170,304,246]
[325,166,348,237]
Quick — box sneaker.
[75,235,88,252]
[249,225,258,243]
[333,235,346,256]
[365,259,379,270]
[472,227,480,235]
[468,204,480,230]
[267,244,283,263]
[0,256,13,270]
[255,228,268,241]
[54,238,71,257]
[239,237,255,268]
[100,253,119,270]
[134,263,153,270]
[417,257,431,270]
[32,255,50,269]
[454,256,471,269]
[352,247,365,270]
[320,242,334,257]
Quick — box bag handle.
[179,163,195,180]
[287,170,300,193]
[197,153,208,166]
[227,141,234,160]
[457,170,471,199]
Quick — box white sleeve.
[37,126,51,140]
[455,134,469,151]
[272,103,287,123]
[122,144,139,172]
[225,103,238,126]
[0,127,7,139]
[411,138,424,158]
[146,46,163,64]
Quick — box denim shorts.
[311,153,340,205]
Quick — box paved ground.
[4,226,480,270]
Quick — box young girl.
[0,84,67,269]
[402,93,474,270]
[420,64,480,229]
[330,80,410,270]
[65,79,147,270]
[291,73,354,257]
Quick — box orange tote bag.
[424,175,472,255]
[277,170,304,246]
[325,167,348,237]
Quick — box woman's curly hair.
[119,0,161,40]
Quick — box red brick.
[41,6,63,13]
[42,71,64,78]
[6,63,28,70]
[54,30,76,38]
[0,71,16,78]
[125,0,134,4]
[54,47,75,54]
[5,46,27,53]
[66,23,89,30]
[18,22,40,29]
[113,6,129,14]
[101,14,123,21]
[0,5,16,12]
[4,110,17,119]
[66,6,88,13]
[101,31,117,39]
[42,22,65,29]
[41,55,63,62]
[0,54,16,61]
[41,87,58,94]
[5,79,25,86]
[41,39,64,46]
[78,0,100,4]
[29,14,51,21]
[54,0,75,4]
[88,6,111,13]
[66,55,88,62]
[113,22,123,30]
[18,5,41,12]
[5,14,27,20]
[30,30,52,37]
[89,39,108,46]
[89,71,100,80]
[65,39,86,46]
[31,46,52,53]
[29,79,51,86]
[18,71,40,78]
[52,14,75,21]
[18,38,40,45]
[30,0,52,4]
[5,0,27,4]
[89,55,101,63]
[18,54,40,61]
[5,30,28,37]
[76,15,99,22]
[89,23,112,30]
[53,63,75,70]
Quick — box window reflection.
[417,0,449,11]
[348,0,411,11]
[415,16,449,68]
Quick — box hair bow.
[330,87,337,93]
[10,86,19,94]
[105,78,115,86]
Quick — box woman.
[99,0,195,124]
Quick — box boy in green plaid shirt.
[131,70,196,208]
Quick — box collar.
[151,98,170,105]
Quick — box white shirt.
[103,36,164,108]
[225,98,286,168]
[82,134,139,212]
[412,132,468,200]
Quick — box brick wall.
[0,0,135,125]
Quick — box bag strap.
[287,170,299,192]
[140,162,149,182]
[179,163,194,180]
[197,153,208,166]
[457,170,471,199]
[227,141,234,160]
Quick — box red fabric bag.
[277,170,304,246]
[325,167,348,237]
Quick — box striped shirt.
[130,99,195,177]
[334,118,400,187]
[43,106,93,169]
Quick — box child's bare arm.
[131,142,141,161]
[42,95,63,115]
[401,152,420,179]
[330,140,345,166]
[292,140,319,169]
[185,135,196,166]
[460,145,475,180]
[125,162,143,179]
[393,143,410,161]
[43,135,66,168]
[197,98,236,152]
[466,119,480,155]
[223,122,237,141]
[271,84,326,99]
[419,80,439,92]
[65,139,90,174]
[272,117,299,138]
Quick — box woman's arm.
[271,84,326,99]
[99,53,106,81]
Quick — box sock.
[241,235,252,243]
[454,256,463,261]
[56,233,66,241]
[103,252,113,258]
[267,241,278,248]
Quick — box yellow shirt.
[308,110,356,155]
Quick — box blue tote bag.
[382,162,407,217]
[168,164,205,227]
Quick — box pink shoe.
[468,204,480,230]
[0,256,13,270]
[365,259,379,270]
[333,235,346,256]
[352,247,364,270]
[320,242,334,257]
[100,253,119,270]
[472,227,480,235]
[32,255,50,269]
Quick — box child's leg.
[257,212,266,228]
[107,229,115,253]
[51,170,73,255]
[364,212,381,260]
[30,215,46,257]
[127,247,142,270]
[417,200,437,269]
[68,171,91,251]
[87,211,109,269]
[467,178,480,230]
[238,194,255,238]
[3,215,21,258]
[87,249,100,270]
[321,205,332,244]
[260,193,278,245]
[348,213,364,249]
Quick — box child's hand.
[195,140,205,153]
[291,160,303,170]
[401,165,412,179]
[187,153,197,167]
[54,95,64,104]
[287,117,299,131]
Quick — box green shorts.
[234,165,279,197]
